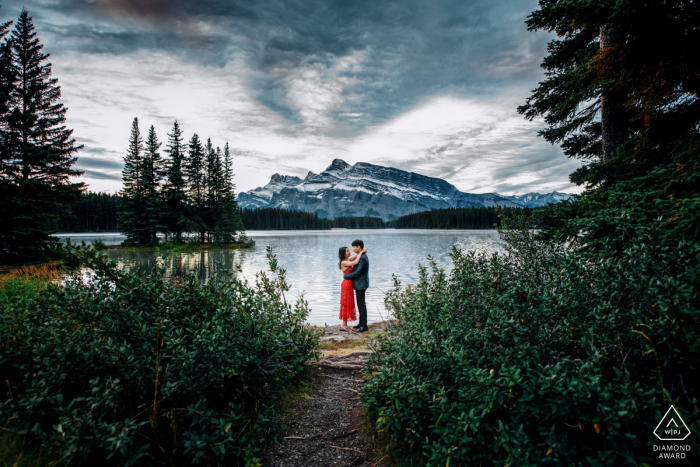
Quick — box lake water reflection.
[53,230,503,326]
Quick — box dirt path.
[262,324,388,467]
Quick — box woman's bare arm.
[342,248,367,268]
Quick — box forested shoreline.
[52,197,532,232]
[239,207,331,230]
[385,206,531,229]
[48,192,121,232]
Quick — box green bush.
[362,214,699,465]
[0,278,46,306]
[238,235,256,248]
[154,240,198,252]
[1,245,320,466]
[90,239,107,251]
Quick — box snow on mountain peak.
[238,160,571,220]
[327,159,351,172]
[269,174,303,185]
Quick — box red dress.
[339,266,357,321]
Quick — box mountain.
[501,192,571,208]
[237,159,570,221]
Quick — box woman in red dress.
[337,246,367,331]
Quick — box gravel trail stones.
[262,367,385,467]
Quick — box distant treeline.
[218,209,393,230]
[51,201,391,232]
[386,206,533,229]
[52,200,532,233]
[332,216,385,229]
[239,206,531,230]
[51,192,122,232]
[239,208,332,230]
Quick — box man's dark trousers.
[343,253,369,329]
[355,289,367,329]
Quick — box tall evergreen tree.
[0,7,15,176]
[185,133,206,242]
[119,117,148,245]
[141,125,164,244]
[0,6,13,138]
[222,142,233,197]
[204,138,217,207]
[215,146,224,200]
[518,0,700,184]
[518,0,700,248]
[212,142,243,242]
[163,120,187,242]
[0,10,83,263]
[202,138,218,241]
[0,9,16,263]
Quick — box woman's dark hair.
[338,246,348,270]
[351,239,364,249]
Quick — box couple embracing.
[337,239,369,333]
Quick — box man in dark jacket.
[343,239,369,332]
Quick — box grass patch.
[0,278,46,305]
[154,241,206,252]
[0,263,63,306]
[318,328,383,356]
[0,432,69,467]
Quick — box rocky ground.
[262,323,389,467]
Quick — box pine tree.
[202,138,218,242]
[518,0,700,182]
[212,142,243,243]
[0,9,16,262]
[0,7,15,182]
[141,125,164,244]
[184,133,205,243]
[119,117,148,245]
[204,138,217,203]
[0,7,13,145]
[163,121,187,242]
[0,10,83,263]
[222,142,233,197]
[215,146,224,200]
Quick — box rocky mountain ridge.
[237,159,571,221]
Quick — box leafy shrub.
[0,278,46,306]
[154,241,198,252]
[239,235,256,248]
[362,214,699,465]
[1,245,319,466]
[90,239,107,251]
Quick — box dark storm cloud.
[2,0,548,132]
[78,169,123,181]
[76,154,124,169]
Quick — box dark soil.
[263,366,386,467]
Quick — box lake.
[53,230,503,326]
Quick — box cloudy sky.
[2,0,583,195]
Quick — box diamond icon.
[654,406,691,441]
